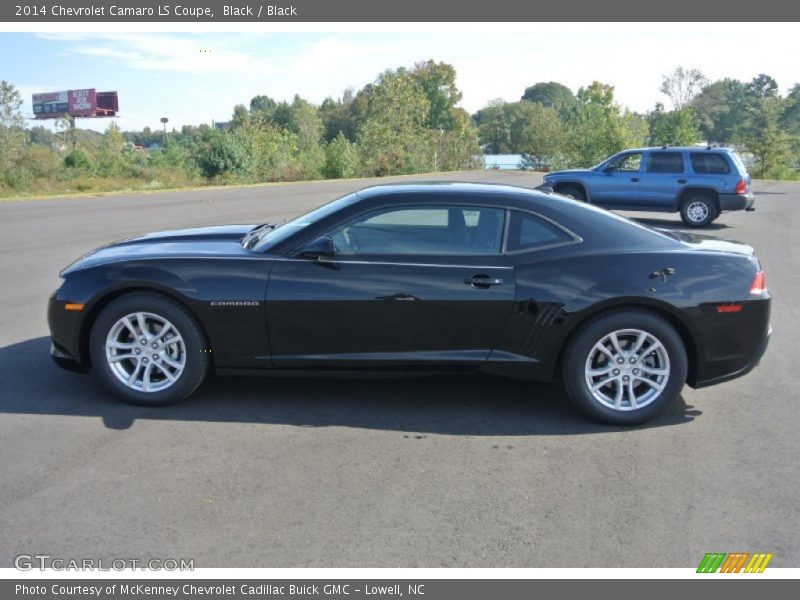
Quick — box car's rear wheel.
[680,193,718,227]
[562,310,687,425]
[557,185,586,202]
[89,293,209,406]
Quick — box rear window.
[506,211,574,252]
[690,152,732,174]
[647,152,684,173]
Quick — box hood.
[62,224,256,275]
[544,168,593,179]
[657,229,755,257]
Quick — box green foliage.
[743,96,794,179]
[0,80,26,172]
[324,133,359,179]
[648,104,701,146]
[197,129,252,178]
[357,70,434,176]
[564,82,644,166]
[63,148,94,171]
[521,82,576,113]
[410,60,463,130]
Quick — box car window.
[328,206,505,255]
[506,211,574,252]
[647,152,684,173]
[608,153,642,172]
[690,152,731,174]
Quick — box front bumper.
[50,339,88,373]
[719,192,755,212]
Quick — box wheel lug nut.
[135,348,141,354]
[152,343,158,349]
[617,358,624,364]
[623,375,629,381]
[140,338,146,344]
[613,369,620,375]
[633,368,640,375]
[629,357,636,363]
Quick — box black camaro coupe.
[48,183,771,425]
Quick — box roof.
[355,181,541,199]
[625,146,736,153]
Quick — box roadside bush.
[64,148,94,171]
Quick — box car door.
[639,151,687,208]
[264,204,516,371]
[589,151,643,206]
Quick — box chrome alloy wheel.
[686,200,709,223]
[105,312,186,393]
[584,329,670,411]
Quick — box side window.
[690,152,731,174]
[647,152,684,173]
[328,206,505,255]
[506,211,574,252]
[608,153,642,172]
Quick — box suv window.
[690,152,731,174]
[647,152,684,173]
[328,206,505,255]
[607,152,642,172]
[506,211,573,252]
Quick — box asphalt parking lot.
[1,171,798,568]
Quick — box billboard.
[32,89,117,119]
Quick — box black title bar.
[4,0,800,22]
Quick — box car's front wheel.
[556,185,586,202]
[562,310,687,425]
[680,193,718,227]
[89,293,209,406]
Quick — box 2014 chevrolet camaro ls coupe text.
[48,183,771,425]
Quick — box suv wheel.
[680,193,718,227]
[89,293,209,406]
[557,185,586,202]
[562,310,687,425]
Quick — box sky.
[1,26,799,133]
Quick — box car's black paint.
[48,183,771,390]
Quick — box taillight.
[735,179,747,194]
[749,270,767,295]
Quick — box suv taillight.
[750,270,767,295]
[735,179,747,194]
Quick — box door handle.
[677,179,687,184]
[465,274,503,288]
[631,177,640,182]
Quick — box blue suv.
[541,146,755,227]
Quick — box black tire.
[562,310,688,426]
[680,192,718,227]
[556,185,586,202]
[89,292,209,406]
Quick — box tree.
[660,67,709,110]
[521,82,576,113]
[410,60,462,130]
[231,104,251,128]
[517,103,566,170]
[357,71,432,176]
[648,104,701,146]
[324,132,359,179]
[0,80,26,172]
[690,78,749,144]
[564,82,644,167]
[743,96,793,179]
[249,95,277,125]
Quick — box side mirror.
[299,235,337,260]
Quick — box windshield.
[249,192,360,251]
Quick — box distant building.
[483,154,524,170]
[214,121,232,131]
